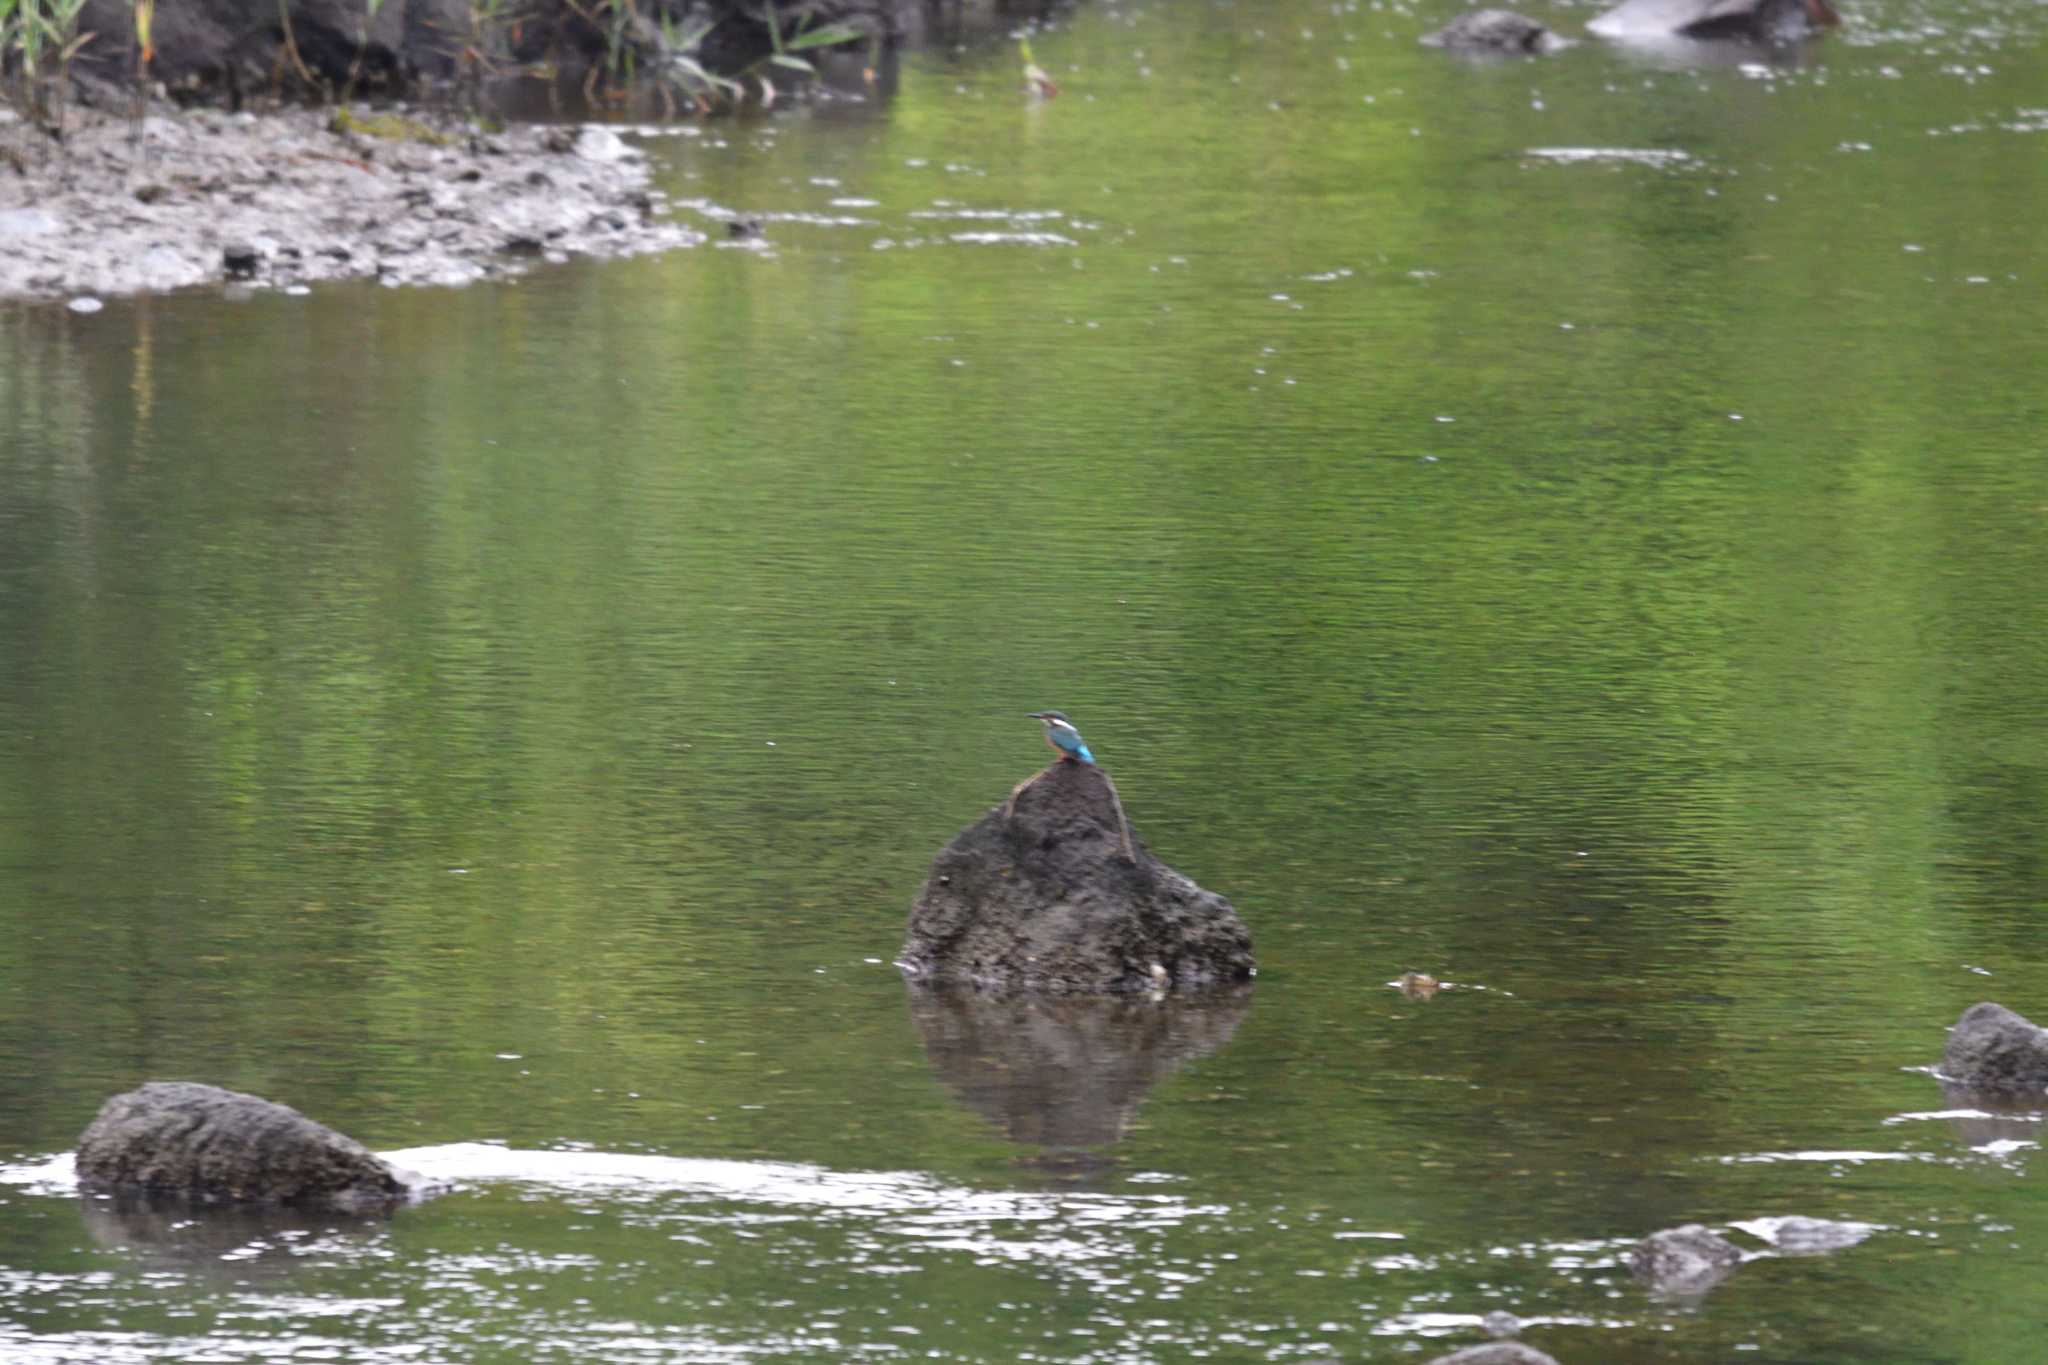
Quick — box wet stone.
[899,758,1255,994]
[0,103,706,302]
[1731,1214,1881,1254]
[1942,1002,2048,1092]
[75,1081,420,1212]
[1481,1310,1524,1339]
[0,207,62,240]
[1420,9,1559,52]
[1427,1343,1561,1365]
[222,242,263,278]
[1629,1223,1744,1298]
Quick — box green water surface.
[4,0,2048,1359]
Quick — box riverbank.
[1,101,702,304]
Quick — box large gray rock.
[75,1081,414,1212]
[1941,1002,2048,1092]
[898,759,1254,993]
[1629,1223,1744,1298]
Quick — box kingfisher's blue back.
[1030,711,1095,765]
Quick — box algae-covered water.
[4,0,2048,1359]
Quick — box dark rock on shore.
[1629,1223,1744,1298]
[1419,10,1561,54]
[898,759,1254,993]
[1940,1002,2048,1093]
[61,0,902,106]
[75,1081,418,1212]
[72,0,462,100]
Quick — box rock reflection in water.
[1935,1084,2048,1155]
[79,1188,389,1281]
[905,985,1252,1156]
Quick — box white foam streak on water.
[384,1142,1215,1233]
[0,1152,75,1194]
[1716,1149,1930,1164]
[4,1145,1221,1272]
[1523,147,1697,167]
[1883,1109,2045,1124]
[1372,1310,1634,1338]
[1,1145,1234,1364]
[1729,1216,1884,1250]
[907,208,1066,222]
[945,231,1078,247]
[1973,1138,2038,1157]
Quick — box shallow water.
[4,0,2048,1359]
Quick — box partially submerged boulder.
[1940,1002,2048,1093]
[1428,1344,1561,1365]
[898,759,1254,993]
[1588,0,1839,41]
[1728,1215,1880,1255]
[75,1081,416,1213]
[1628,1223,1744,1298]
[1420,10,1561,54]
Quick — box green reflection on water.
[3,0,2048,1358]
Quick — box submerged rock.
[1428,1343,1561,1365]
[898,759,1254,993]
[1628,1223,1744,1298]
[75,1081,417,1213]
[1729,1214,1881,1254]
[1420,10,1560,54]
[1588,0,1840,41]
[1940,1001,2048,1093]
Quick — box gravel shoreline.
[1,103,704,303]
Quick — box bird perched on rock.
[1027,710,1094,765]
[1006,710,1133,859]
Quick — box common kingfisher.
[1028,711,1095,764]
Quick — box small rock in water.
[1629,1223,1744,1298]
[75,1081,419,1211]
[1396,971,1442,1000]
[1420,9,1559,53]
[1482,1310,1523,1338]
[1941,1001,2048,1092]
